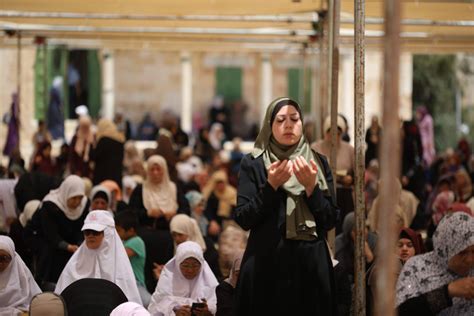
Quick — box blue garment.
[47,88,65,140]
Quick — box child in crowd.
[115,210,151,307]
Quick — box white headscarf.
[54,211,142,304]
[396,213,474,314]
[110,302,150,316]
[170,214,207,251]
[123,175,138,204]
[148,241,218,316]
[0,236,42,314]
[19,199,41,227]
[42,175,87,220]
[143,155,178,214]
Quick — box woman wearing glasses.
[0,235,42,314]
[148,241,218,316]
[54,211,142,304]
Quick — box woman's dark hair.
[114,210,138,231]
[92,190,109,202]
[270,99,302,126]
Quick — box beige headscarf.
[202,170,237,218]
[74,115,94,162]
[252,97,329,240]
[170,214,207,251]
[143,155,178,215]
[96,118,125,144]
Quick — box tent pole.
[375,0,401,315]
[353,0,366,314]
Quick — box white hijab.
[170,214,207,252]
[110,302,150,316]
[142,155,178,214]
[54,211,142,304]
[148,241,218,316]
[0,236,42,314]
[42,175,87,220]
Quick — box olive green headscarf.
[252,97,328,240]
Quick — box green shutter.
[215,67,242,104]
[87,50,102,118]
[34,46,47,120]
[34,45,68,119]
[287,67,312,114]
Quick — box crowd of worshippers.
[0,100,473,315]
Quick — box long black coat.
[92,137,124,187]
[27,200,89,284]
[233,152,339,315]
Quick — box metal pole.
[17,31,21,92]
[3,10,473,27]
[43,42,48,119]
[319,16,329,131]
[0,10,319,23]
[326,0,338,254]
[0,22,317,37]
[354,0,366,315]
[375,0,401,315]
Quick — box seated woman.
[185,190,209,237]
[89,185,112,212]
[0,236,42,314]
[129,155,188,230]
[202,170,237,239]
[216,251,244,316]
[170,214,221,279]
[34,174,90,285]
[397,227,425,265]
[396,212,474,315]
[148,241,218,316]
[54,210,142,304]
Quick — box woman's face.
[271,105,302,146]
[91,197,108,211]
[172,232,189,245]
[83,230,105,250]
[67,195,83,209]
[0,249,12,273]
[215,180,226,193]
[148,164,164,184]
[42,146,52,157]
[179,257,201,280]
[193,200,205,215]
[448,244,474,276]
[397,238,416,263]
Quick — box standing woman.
[234,97,339,315]
[129,155,180,230]
[93,118,125,187]
[69,115,95,178]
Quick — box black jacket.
[233,152,339,315]
[234,152,338,254]
[92,137,124,187]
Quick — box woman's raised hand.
[267,160,293,190]
[292,156,318,196]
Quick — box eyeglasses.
[83,230,103,237]
[0,255,12,263]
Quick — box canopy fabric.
[0,1,473,52]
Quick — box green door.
[288,67,312,114]
[215,67,242,104]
